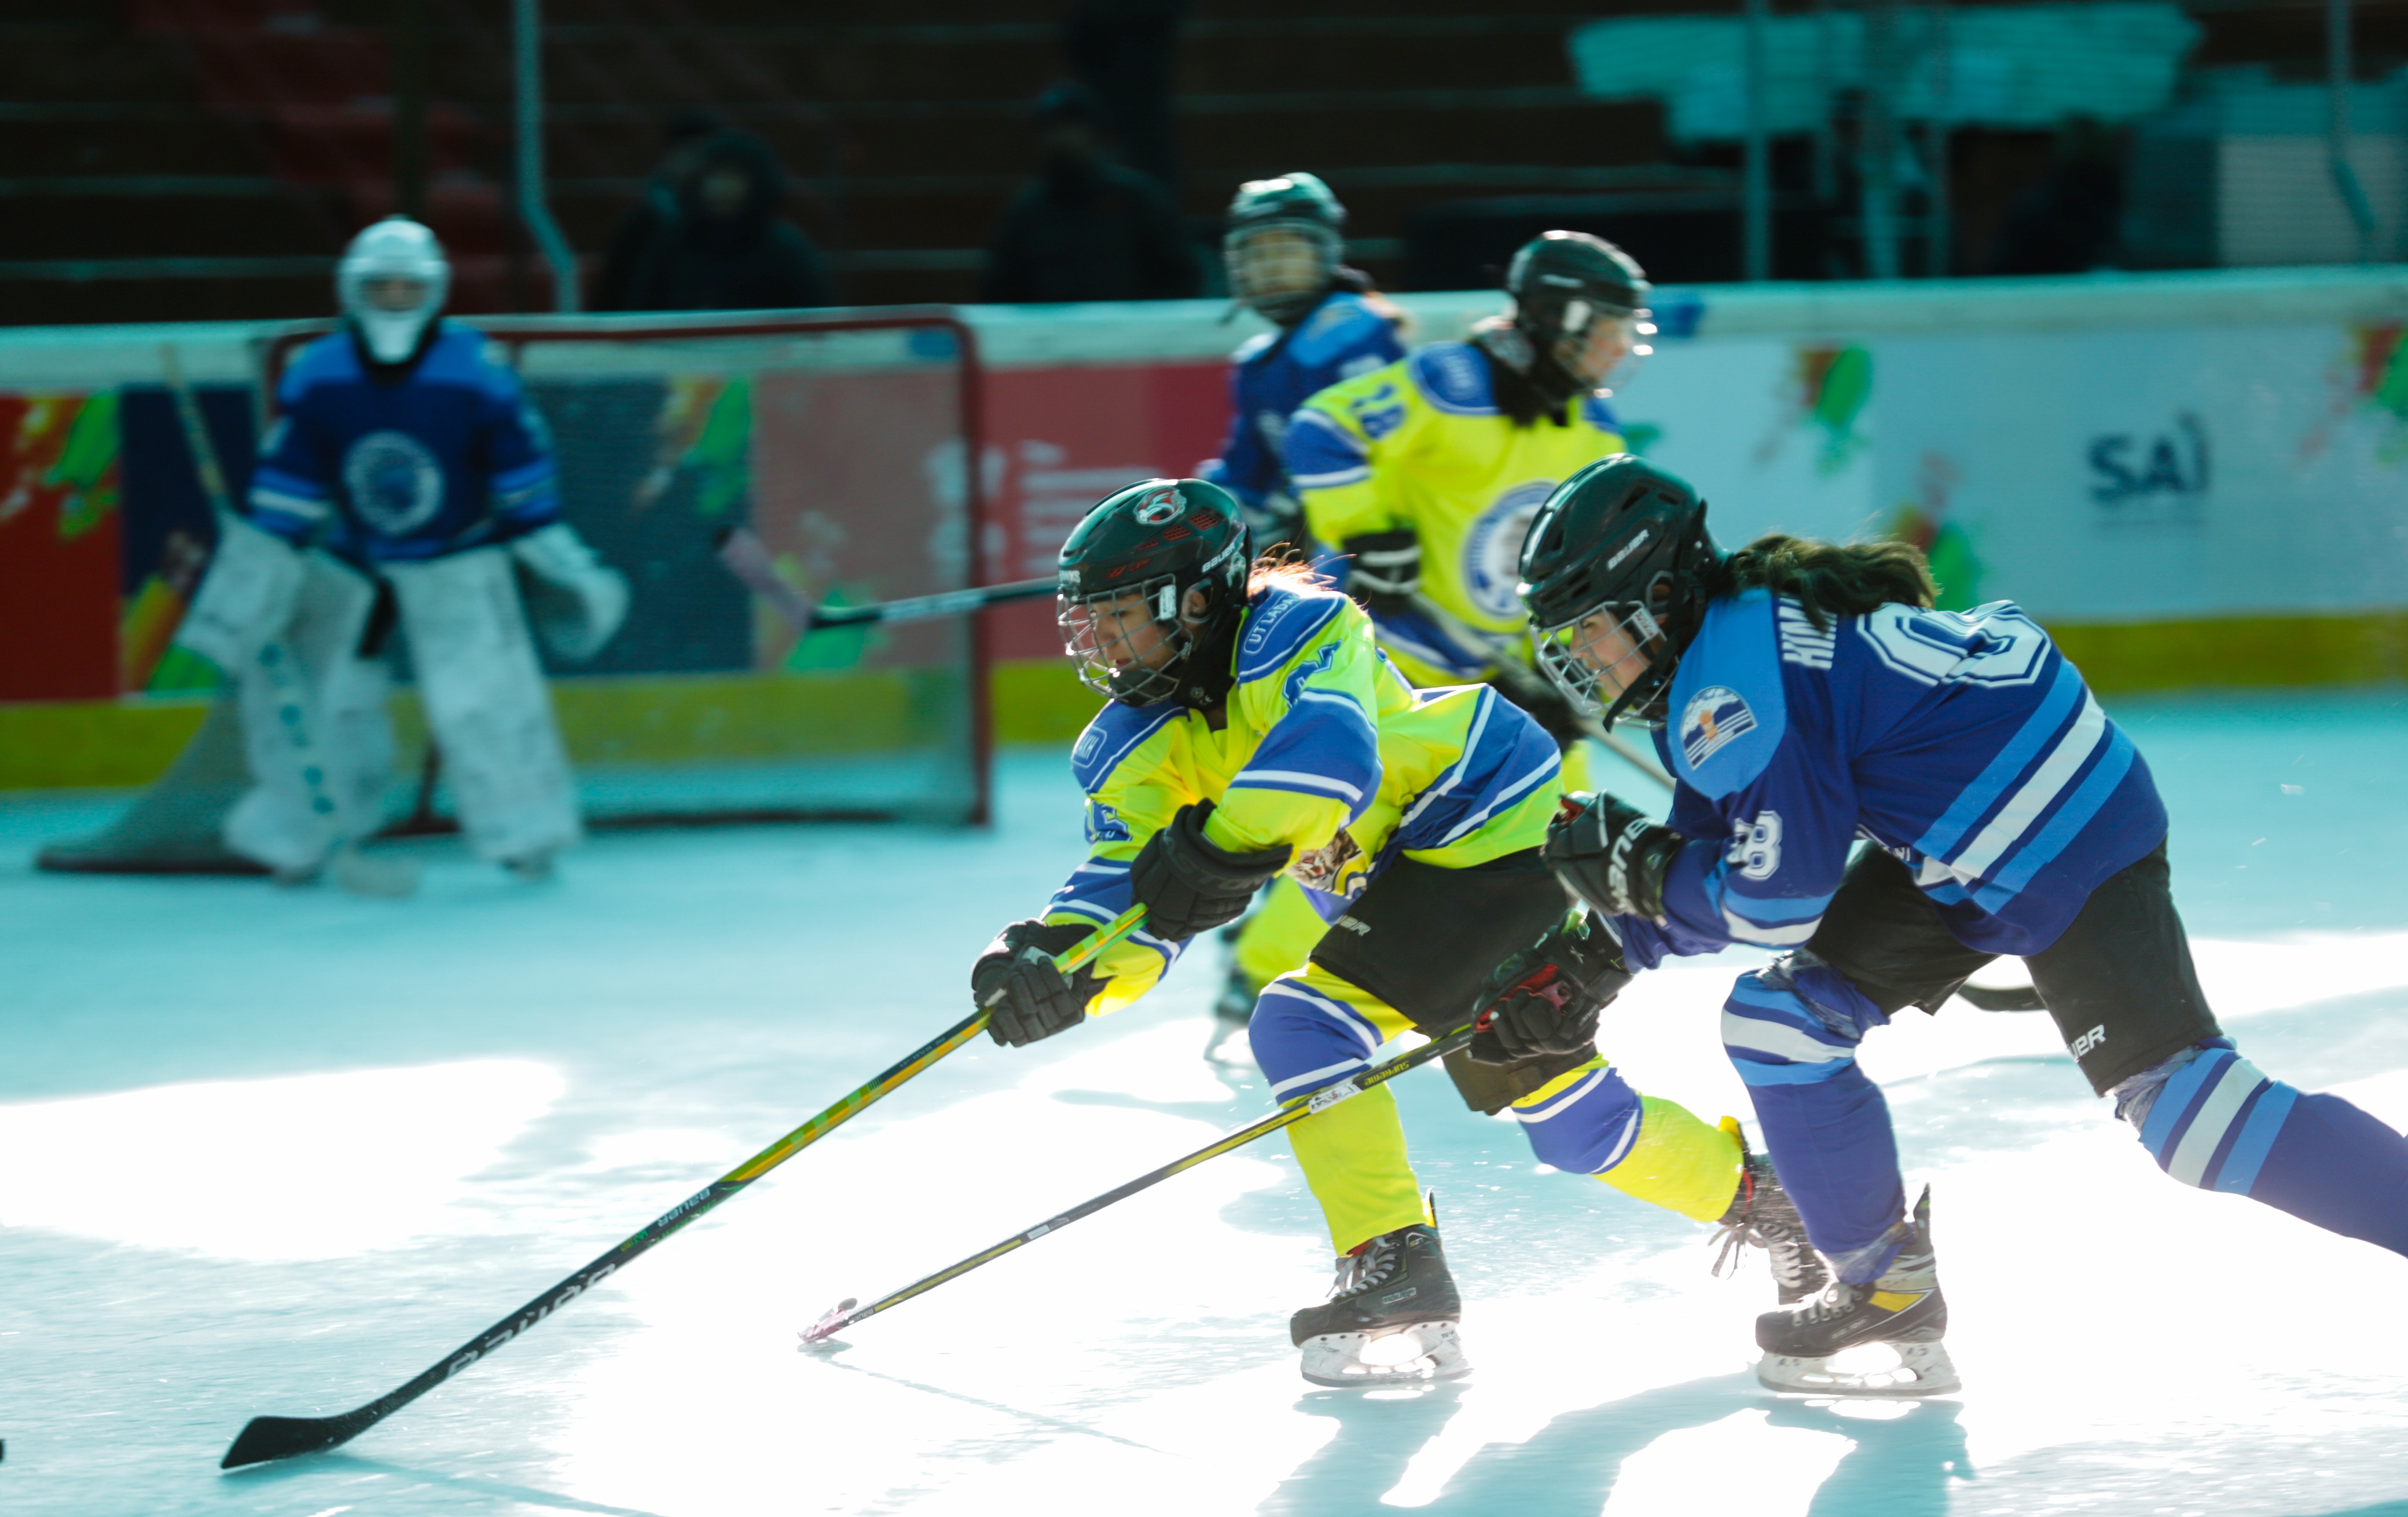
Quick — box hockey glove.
[971,919,1107,1048]
[1341,530,1422,617]
[511,523,630,663]
[1543,791,1686,924]
[1128,801,1293,942]
[1469,913,1632,1065]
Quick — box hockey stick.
[219,904,1147,1470]
[799,1014,1487,1347]
[1403,590,1675,794]
[713,525,1054,634]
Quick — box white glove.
[175,512,305,671]
[511,522,629,662]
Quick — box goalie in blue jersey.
[176,217,627,887]
[1485,455,2408,1397]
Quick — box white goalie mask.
[337,217,451,365]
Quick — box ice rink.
[6,688,2408,1517]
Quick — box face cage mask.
[1225,223,1338,325]
[1059,575,1195,707]
[339,270,447,365]
[1547,304,1655,395]
[1533,598,1677,729]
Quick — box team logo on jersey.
[1462,479,1555,620]
[342,430,444,536]
[1133,485,1182,525]
[1680,685,1757,766]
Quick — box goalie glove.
[1543,791,1686,924]
[971,919,1108,1048]
[511,522,630,662]
[1468,913,1632,1065]
[1341,529,1421,616]
[1128,801,1292,942]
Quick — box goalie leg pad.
[385,547,582,864]
[223,554,391,873]
[176,513,304,673]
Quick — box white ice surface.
[5,690,2408,1516]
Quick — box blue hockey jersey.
[1618,589,2168,963]
[1199,291,1403,538]
[246,323,560,563]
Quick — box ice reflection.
[0,1059,560,1259]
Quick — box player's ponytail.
[1246,549,1331,596]
[1719,533,1936,630]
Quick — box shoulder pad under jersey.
[1581,392,1621,433]
[1288,295,1393,369]
[1071,701,1181,795]
[1231,330,1278,365]
[1235,581,1349,684]
[1408,342,1497,417]
[281,330,365,395]
[1665,589,1789,798]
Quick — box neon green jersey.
[1044,580,1565,1014]
[1285,339,1626,683]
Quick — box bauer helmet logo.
[1607,528,1652,570]
[1133,486,1182,525]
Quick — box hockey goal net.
[40,307,992,874]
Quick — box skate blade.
[1756,1340,1960,1397]
[1298,1322,1470,1388]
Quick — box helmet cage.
[1225,220,1341,325]
[1532,579,1680,729]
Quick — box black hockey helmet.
[1224,172,1346,327]
[1058,478,1251,708]
[1518,455,1721,729]
[1481,232,1654,407]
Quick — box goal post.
[39,305,997,873]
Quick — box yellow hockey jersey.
[1045,578,1565,1014]
[1283,339,1627,684]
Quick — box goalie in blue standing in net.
[175,217,627,889]
[1498,453,2408,1397]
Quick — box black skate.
[1290,1216,1469,1387]
[1709,1139,1831,1306]
[1755,1186,1958,1396]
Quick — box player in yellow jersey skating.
[1212,233,1656,1034]
[968,477,1825,1384]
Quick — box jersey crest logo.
[1133,486,1182,525]
[1462,479,1555,620]
[342,430,445,536]
[1680,684,1757,767]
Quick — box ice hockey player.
[175,216,626,889]
[969,476,1826,1386]
[1507,453,2408,1397]
[1196,171,1407,1051]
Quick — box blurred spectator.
[591,107,725,313]
[592,130,834,313]
[1984,117,2126,276]
[981,84,1200,304]
[1061,0,1191,195]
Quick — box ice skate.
[1205,958,1258,1064]
[1290,1217,1470,1387]
[1710,1138,1831,1305]
[1754,1188,1958,1396]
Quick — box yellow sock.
[1591,1096,1745,1223]
[1285,1082,1430,1254]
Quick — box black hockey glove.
[1341,530,1422,616]
[1543,791,1686,924]
[971,919,1107,1048]
[1128,801,1293,942]
[1468,913,1632,1065]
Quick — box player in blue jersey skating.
[1201,171,1405,555]
[1196,173,1410,1045]
[176,217,626,888]
[1482,455,2408,1396]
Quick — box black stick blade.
[221,1412,368,1470]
